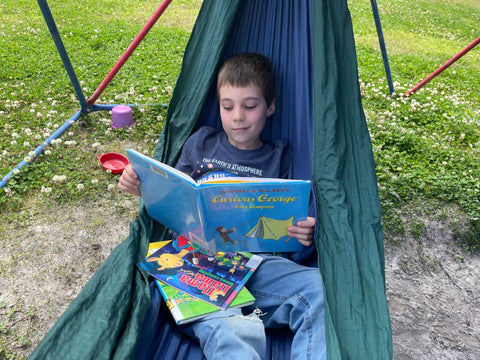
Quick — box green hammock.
[29,0,392,359]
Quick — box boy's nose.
[233,108,244,121]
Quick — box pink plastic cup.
[112,105,135,129]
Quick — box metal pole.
[0,110,82,189]
[87,0,174,106]
[370,0,395,94]
[37,0,91,113]
[404,36,480,97]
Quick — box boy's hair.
[217,53,275,107]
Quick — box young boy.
[119,53,326,360]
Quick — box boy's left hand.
[288,216,316,247]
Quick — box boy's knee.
[188,311,266,360]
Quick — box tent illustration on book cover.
[244,216,294,240]
[214,215,296,247]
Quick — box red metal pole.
[404,36,480,97]
[87,0,174,106]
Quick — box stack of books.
[139,237,262,324]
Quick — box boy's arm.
[288,216,315,247]
[118,164,141,196]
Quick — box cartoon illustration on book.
[213,215,295,248]
[138,237,263,309]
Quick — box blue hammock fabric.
[28,1,392,359]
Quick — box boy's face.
[219,84,275,150]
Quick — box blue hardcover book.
[127,148,311,256]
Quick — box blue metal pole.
[370,0,395,94]
[0,110,82,189]
[37,0,92,113]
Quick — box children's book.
[155,280,255,324]
[146,241,255,324]
[139,237,263,310]
[127,148,311,256]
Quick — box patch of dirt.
[384,207,480,359]
[1,194,479,359]
[0,191,139,359]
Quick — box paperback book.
[155,280,255,324]
[146,241,255,324]
[127,148,311,256]
[139,236,263,310]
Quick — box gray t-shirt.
[175,126,292,181]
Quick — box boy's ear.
[267,98,276,117]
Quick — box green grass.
[0,0,201,212]
[1,1,479,228]
[349,0,480,250]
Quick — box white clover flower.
[52,175,67,183]
[23,141,30,147]
[107,184,115,191]
[12,132,19,138]
[13,169,20,175]
[77,183,85,190]
[65,140,77,146]
[4,187,14,197]
[41,186,52,193]
[91,179,98,184]
[24,128,32,135]
[45,149,51,155]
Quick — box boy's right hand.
[118,164,141,196]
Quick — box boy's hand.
[118,164,141,196]
[288,216,316,247]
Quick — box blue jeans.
[181,254,326,360]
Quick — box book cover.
[146,241,256,324]
[138,236,263,310]
[155,280,255,325]
[127,148,311,256]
